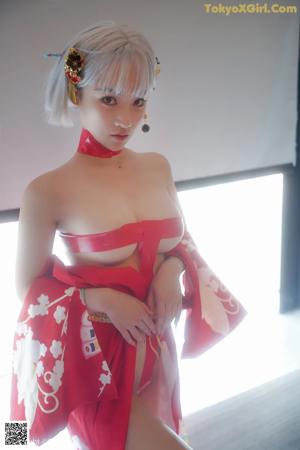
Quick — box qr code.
[5,421,28,445]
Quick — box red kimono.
[10,216,248,449]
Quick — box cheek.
[135,108,146,122]
[92,104,112,122]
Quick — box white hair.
[43,20,158,127]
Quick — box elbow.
[15,279,31,305]
[15,286,28,305]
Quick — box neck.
[76,128,124,159]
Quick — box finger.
[146,290,158,333]
[143,308,157,334]
[143,302,154,315]
[137,321,152,336]
[122,330,136,346]
[128,326,145,343]
[142,317,156,335]
[146,288,156,314]
[144,303,155,317]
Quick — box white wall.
[0,0,299,210]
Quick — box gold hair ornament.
[62,47,160,105]
[64,47,85,105]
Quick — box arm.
[150,152,248,358]
[15,175,58,303]
[142,153,188,333]
[15,174,110,312]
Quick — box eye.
[100,96,117,105]
[100,96,147,107]
[135,98,147,107]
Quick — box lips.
[111,134,129,141]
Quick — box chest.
[57,157,178,234]
[55,154,183,270]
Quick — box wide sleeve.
[164,226,248,359]
[10,257,118,446]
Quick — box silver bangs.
[44,20,158,127]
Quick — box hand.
[146,258,183,335]
[85,288,157,347]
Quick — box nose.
[114,114,132,129]
[114,118,133,129]
[114,102,143,129]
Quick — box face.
[77,70,148,151]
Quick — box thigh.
[125,395,193,450]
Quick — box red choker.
[77,128,123,158]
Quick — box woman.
[10,21,247,449]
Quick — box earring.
[141,113,150,132]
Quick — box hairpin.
[42,52,64,59]
[44,46,160,104]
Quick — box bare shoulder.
[147,151,170,165]
[145,151,173,180]
[146,151,179,196]
[22,168,61,215]
[130,150,171,172]
[25,169,57,196]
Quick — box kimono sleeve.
[164,226,248,359]
[10,265,116,446]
